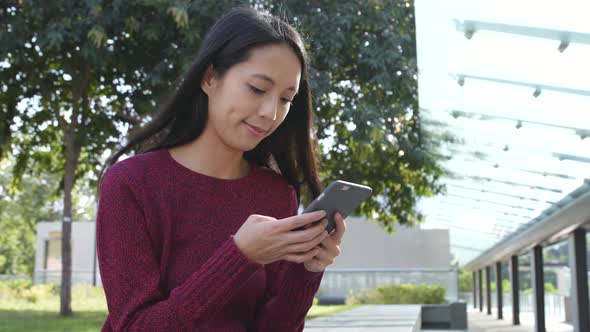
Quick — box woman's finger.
[317,239,341,260]
[282,247,320,264]
[303,257,325,272]
[277,210,326,232]
[284,219,328,244]
[330,212,347,245]
[285,228,329,253]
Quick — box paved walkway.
[466,308,573,332]
[304,305,575,332]
[304,305,421,332]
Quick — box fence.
[459,291,568,322]
[33,270,100,286]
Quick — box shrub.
[0,280,57,303]
[346,284,446,305]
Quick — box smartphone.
[296,180,373,234]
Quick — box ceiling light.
[558,40,569,53]
[457,76,465,86]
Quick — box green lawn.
[306,304,361,320]
[0,284,108,332]
[0,285,359,331]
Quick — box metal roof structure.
[414,0,590,264]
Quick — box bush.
[0,280,57,303]
[346,284,446,305]
[522,283,558,294]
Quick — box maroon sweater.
[96,149,324,331]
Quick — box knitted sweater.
[96,149,323,331]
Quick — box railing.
[459,291,568,322]
[33,270,100,285]
[0,274,30,281]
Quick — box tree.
[1,0,443,315]
[0,157,95,277]
[265,0,444,229]
[1,0,236,315]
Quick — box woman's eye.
[249,85,265,94]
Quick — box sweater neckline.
[162,148,262,183]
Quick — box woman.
[96,6,347,332]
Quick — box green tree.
[0,157,95,276]
[268,0,444,228]
[458,267,473,292]
[1,0,443,315]
[0,0,232,315]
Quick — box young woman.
[96,6,347,331]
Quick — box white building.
[34,221,101,286]
[34,217,453,301]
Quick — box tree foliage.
[0,0,444,313]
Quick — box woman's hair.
[99,6,321,204]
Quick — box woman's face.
[201,43,302,152]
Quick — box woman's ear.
[201,64,216,96]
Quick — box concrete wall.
[328,216,451,270]
[33,217,451,287]
[34,222,101,286]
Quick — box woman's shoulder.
[102,149,167,186]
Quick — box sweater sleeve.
[96,165,263,331]
[254,186,324,332]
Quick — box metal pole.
[478,269,483,312]
[496,261,503,319]
[532,245,545,332]
[511,255,520,325]
[486,265,492,315]
[569,228,589,332]
[473,271,477,309]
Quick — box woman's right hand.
[232,210,330,265]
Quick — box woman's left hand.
[303,212,347,272]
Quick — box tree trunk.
[60,125,81,316]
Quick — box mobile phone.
[295,180,373,234]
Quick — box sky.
[414,0,590,264]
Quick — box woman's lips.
[243,121,267,137]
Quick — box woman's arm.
[254,261,323,331]
[253,186,324,331]
[97,165,263,331]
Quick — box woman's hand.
[303,212,347,272]
[233,210,331,265]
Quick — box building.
[34,217,453,303]
[316,216,456,303]
[34,221,101,286]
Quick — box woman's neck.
[168,132,251,180]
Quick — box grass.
[0,284,359,331]
[0,310,107,332]
[306,304,362,320]
[0,284,108,332]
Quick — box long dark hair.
[99,6,321,205]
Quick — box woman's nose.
[259,97,278,121]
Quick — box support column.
[486,265,492,315]
[511,255,520,325]
[472,271,477,309]
[496,261,503,319]
[478,269,483,312]
[569,228,590,332]
[532,245,545,332]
